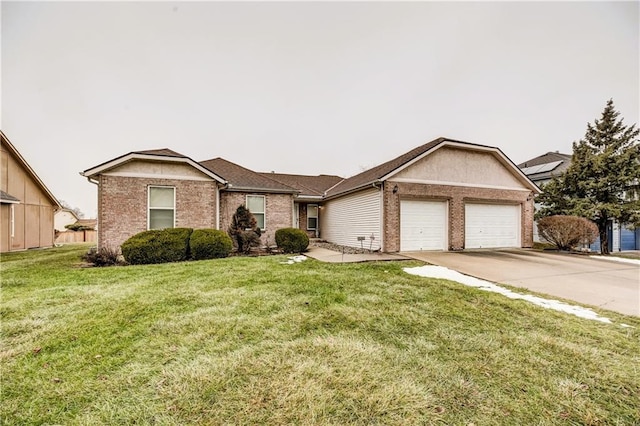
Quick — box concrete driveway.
[403,249,640,317]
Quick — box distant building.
[55,208,80,232]
[1,131,61,252]
[518,151,639,251]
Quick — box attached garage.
[465,203,520,249]
[400,200,447,251]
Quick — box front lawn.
[1,245,639,425]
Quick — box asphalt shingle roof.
[199,158,298,193]
[257,172,344,197]
[517,151,572,183]
[325,138,446,197]
[133,148,188,158]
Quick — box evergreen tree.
[536,99,640,254]
[228,205,262,254]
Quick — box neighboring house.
[55,208,80,232]
[82,137,540,252]
[518,152,640,251]
[1,131,61,253]
[518,151,572,187]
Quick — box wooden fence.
[55,230,97,244]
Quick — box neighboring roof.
[76,218,97,229]
[0,190,20,204]
[257,172,344,198]
[0,131,61,208]
[326,137,540,197]
[517,151,572,182]
[199,158,299,193]
[81,148,226,183]
[517,151,572,168]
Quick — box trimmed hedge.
[190,229,233,260]
[275,228,309,254]
[121,228,193,265]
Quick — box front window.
[148,186,175,230]
[247,195,265,229]
[307,204,318,230]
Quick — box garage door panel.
[465,203,520,249]
[401,200,447,251]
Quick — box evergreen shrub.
[121,228,193,265]
[190,229,233,260]
[275,228,309,253]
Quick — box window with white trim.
[148,186,175,230]
[247,195,265,230]
[307,204,318,230]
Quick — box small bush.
[82,246,123,267]
[275,228,310,254]
[190,229,233,260]
[537,215,598,251]
[121,228,193,265]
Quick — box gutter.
[224,185,300,195]
[323,180,382,201]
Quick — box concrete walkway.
[305,246,408,263]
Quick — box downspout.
[379,181,384,252]
[84,175,99,247]
[217,183,229,230]
[216,184,221,230]
[371,180,383,252]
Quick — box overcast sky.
[2,1,638,218]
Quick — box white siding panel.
[322,188,382,250]
[400,200,447,251]
[465,203,520,248]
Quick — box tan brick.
[98,175,218,250]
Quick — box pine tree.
[536,99,640,254]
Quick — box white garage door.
[400,200,447,251]
[465,203,520,249]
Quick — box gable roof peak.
[132,148,187,158]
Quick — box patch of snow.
[620,323,635,328]
[404,265,613,324]
[280,255,307,265]
[589,255,640,266]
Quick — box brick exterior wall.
[382,181,534,252]
[219,192,294,246]
[98,175,218,249]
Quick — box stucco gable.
[102,159,217,181]
[82,150,226,183]
[391,146,531,191]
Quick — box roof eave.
[81,152,227,184]
[379,140,541,194]
[325,180,383,200]
[224,186,299,195]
